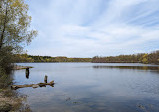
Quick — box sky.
[25,0,159,57]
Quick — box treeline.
[92,50,159,64]
[14,54,92,62]
[14,50,159,64]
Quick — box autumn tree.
[0,0,37,51]
[0,0,37,71]
[141,54,148,64]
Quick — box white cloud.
[26,0,159,57]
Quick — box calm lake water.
[13,63,159,112]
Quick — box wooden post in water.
[44,75,48,83]
[26,68,30,79]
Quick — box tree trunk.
[0,2,8,50]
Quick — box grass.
[0,66,32,112]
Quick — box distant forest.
[92,50,159,64]
[15,50,159,64]
[14,54,92,62]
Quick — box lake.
[13,63,159,112]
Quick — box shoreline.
[0,89,30,111]
[0,65,32,111]
[13,65,33,70]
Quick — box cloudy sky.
[26,0,159,57]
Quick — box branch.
[11,81,55,90]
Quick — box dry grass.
[0,89,32,112]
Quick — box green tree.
[0,0,37,52]
[0,0,37,72]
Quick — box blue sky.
[26,0,159,57]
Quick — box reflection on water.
[93,65,159,70]
[13,63,159,112]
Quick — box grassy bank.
[0,89,31,112]
[0,66,32,112]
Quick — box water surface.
[13,63,159,112]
